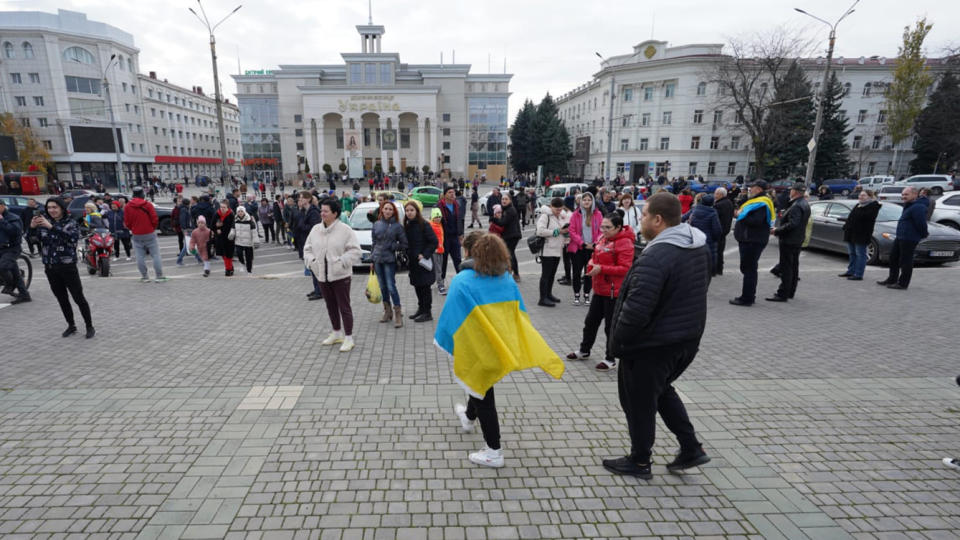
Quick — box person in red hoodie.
[123,187,168,283]
[566,212,635,371]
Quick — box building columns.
[378,116,388,173]
[428,117,438,175]
[303,119,316,179]
[417,117,426,173]
[315,117,324,176]
[390,116,400,174]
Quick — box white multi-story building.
[0,9,240,188]
[556,39,952,181]
[232,20,512,182]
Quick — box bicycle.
[1,253,32,293]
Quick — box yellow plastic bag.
[365,268,382,304]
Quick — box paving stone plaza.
[1,219,959,540]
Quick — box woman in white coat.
[233,205,259,274]
[303,198,362,352]
[534,197,570,307]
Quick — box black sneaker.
[666,447,711,472]
[413,312,433,323]
[1,285,13,295]
[557,276,571,285]
[62,326,78,338]
[10,294,31,305]
[602,456,652,479]
[85,326,96,339]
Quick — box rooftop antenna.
[452,49,455,64]
[650,11,656,39]
[236,45,241,75]
[368,0,372,24]
[503,57,506,74]
[440,51,443,67]
[488,53,491,72]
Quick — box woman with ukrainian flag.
[435,231,565,468]
[729,180,776,307]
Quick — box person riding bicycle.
[0,199,30,304]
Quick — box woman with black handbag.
[403,201,438,322]
[490,192,522,281]
[534,198,569,307]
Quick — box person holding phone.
[535,197,570,307]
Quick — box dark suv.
[67,195,174,235]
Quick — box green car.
[409,186,442,206]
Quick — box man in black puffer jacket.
[602,192,711,480]
[767,183,810,302]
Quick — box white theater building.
[232,21,512,182]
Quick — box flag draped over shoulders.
[434,269,564,398]
[736,196,775,226]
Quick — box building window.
[690,136,700,150]
[623,87,632,102]
[125,103,130,112]
[693,110,703,124]
[296,142,304,151]
[689,162,698,175]
[64,76,101,94]
[620,139,629,151]
[872,136,882,150]
[29,73,40,84]
[365,63,376,84]
[10,73,22,84]
[336,128,344,149]
[442,113,451,122]
[350,64,362,84]
[3,42,14,58]
[148,88,154,98]
[867,162,876,174]
[295,128,303,137]
[14,96,26,107]
[621,116,630,127]
[862,83,872,97]
[727,162,737,175]
[877,110,887,124]
[852,136,862,149]
[659,137,670,150]
[697,82,707,96]
[294,114,302,123]
[644,87,654,101]
[443,155,450,164]
[38,117,48,127]
[664,83,675,98]
[43,140,52,150]
[442,141,450,150]
[400,127,410,149]
[707,162,716,175]
[442,128,450,136]
[154,126,159,135]
[730,136,740,150]
[20,117,29,127]
[857,110,867,124]
[734,111,744,124]
[33,96,43,106]
[128,58,133,72]
[710,136,719,150]
[641,113,650,127]
[63,46,96,64]
[639,138,648,150]
[713,110,723,125]
[838,110,847,121]
[380,63,391,84]
[843,82,851,96]
[22,42,34,58]
[662,111,672,125]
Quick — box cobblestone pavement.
[1,223,959,540]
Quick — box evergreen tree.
[509,100,537,174]
[763,61,815,180]
[534,93,571,176]
[813,73,852,180]
[910,71,960,173]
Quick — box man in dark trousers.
[878,186,928,290]
[729,180,774,306]
[767,183,811,302]
[603,192,711,479]
[438,186,463,294]
[712,187,734,276]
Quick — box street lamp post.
[795,0,859,189]
[100,54,125,191]
[596,52,615,185]
[189,1,242,186]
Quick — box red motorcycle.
[82,228,114,277]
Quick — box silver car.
[930,192,960,231]
[806,200,960,265]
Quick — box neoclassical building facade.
[233,23,511,182]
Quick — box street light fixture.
[596,51,615,185]
[189,1,242,186]
[795,0,859,188]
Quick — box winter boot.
[394,306,403,328]
[380,301,393,323]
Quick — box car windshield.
[876,203,903,222]
[348,208,374,230]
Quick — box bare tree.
[707,27,816,179]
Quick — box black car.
[66,194,175,235]
[0,195,35,219]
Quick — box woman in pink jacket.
[566,192,604,306]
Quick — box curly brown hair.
[468,233,510,276]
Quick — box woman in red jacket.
[566,212,635,371]
[678,188,694,214]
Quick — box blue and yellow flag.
[736,195,775,226]
[434,269,564,398]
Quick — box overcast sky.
[4,0,958,121]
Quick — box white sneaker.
[339,336,355,352]
[125,257,131,261]
[468,446,504,468]
[454,403,474,432]
[321,331,344,346]
[944,458,960,471]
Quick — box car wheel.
[841,189,850,197]
[932,186,943,196]
[937,220,960,231]
[158,217,174,236]
[866,239,880,265]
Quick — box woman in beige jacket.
[303,198,362,352]
[535,197,571,307]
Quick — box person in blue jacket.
[878,186,928,290]
[682,195,722,272]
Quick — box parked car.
[348,201,407,269]
[66,194,175,235]
[877,185,905,202]
[930,191,960,230]
[768,179,796,194]
[858,175,895,190]
[544,183,588,200]
[409,186,442,206]
[0,195,32,219]
[814,178,859,197]
[690,179,733,194]
[371,190,408,202]
[895,174,955,195]
[805,200,960,265]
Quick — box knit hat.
[430,208,442,219]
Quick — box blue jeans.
[132,233,164,279]
[846,242,867,277]
[177,229,203,264]
[374,261,401,306]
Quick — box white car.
[859,175,895,189]
[931,191,960,230]
[895,174,955,195]
[347,201,406,268]
[544,183,589,199]
[877,185,904,202]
